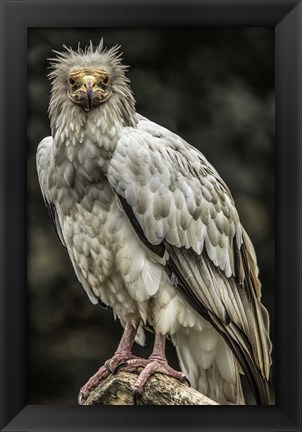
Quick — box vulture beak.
[83,77,95,112]
[86,89,93,111]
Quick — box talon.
[133,389,141,405]
[78,392,85,405]
[184,376,191,387]
[114,361,128,373]
[104,361,116,374]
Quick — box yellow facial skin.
[67,67,112,112]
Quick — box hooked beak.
[86,86,93,111]
[83,77,95,112]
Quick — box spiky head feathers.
[48,41,136,130]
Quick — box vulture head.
[48,40,136,129]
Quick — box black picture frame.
[0,0,301,431]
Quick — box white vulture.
[36,41,272,405]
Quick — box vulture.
[36,41,272,405]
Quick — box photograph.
[27,27,275,406]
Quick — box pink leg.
[78,322,147,404]
[130,333,189,403]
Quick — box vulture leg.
[78,322,148,404]
[129,333,189,403]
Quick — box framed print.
[0,0,301,431]
[28,26,276,408]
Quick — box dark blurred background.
[28,28,275,405]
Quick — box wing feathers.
[108,118,240,277]
[118,194,166,258]
[107,116,271,404]
[166,244,271,404]
[45,200,66,247]
[37,136,66,248]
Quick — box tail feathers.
[210,313,270,405]
[173,329,245,405]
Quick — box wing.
[108,116,272,405]
[36,136,66,247]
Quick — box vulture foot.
[131,332,190,404]
[132,358,190,404]
[78,353,148,404]
[78,321,144,404]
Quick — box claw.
[133,389,141,405]
[114,361,128,373]
[78,392,85,405]
[184,376,191,387]
[104,360,128,374]
[104,361,116,374]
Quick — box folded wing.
[108,116,272,404]
[36,136,66,247]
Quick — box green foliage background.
[28,27,275,404]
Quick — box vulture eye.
[97,76,110,91]
[69,77,80,90]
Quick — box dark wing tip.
[45,199,66,248]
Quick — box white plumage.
[36,41,272,405]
